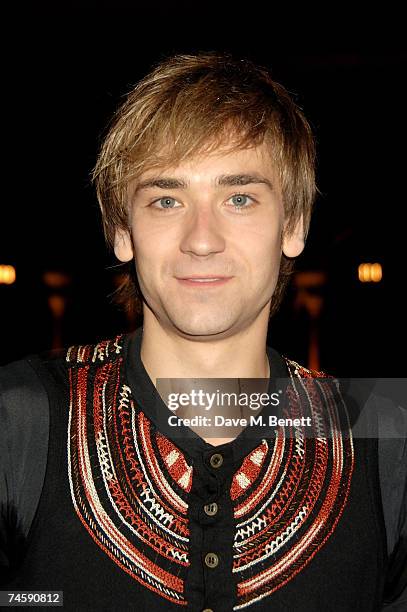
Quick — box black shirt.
[0,327,406,610]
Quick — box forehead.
[137,141,278,183]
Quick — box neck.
[139,312,271,385]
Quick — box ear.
[282,214,306,258]
[114,227,133,262]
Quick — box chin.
[170,316,237,339]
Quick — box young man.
[1,52,406,611]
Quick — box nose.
[179,204,226,257]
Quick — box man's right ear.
[114,227,133,262]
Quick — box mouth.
[176,276,233,287]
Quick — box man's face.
[115,142,304,339]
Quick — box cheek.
[132,212,179,250]
[244,224,282,268]
[131,227,175,281]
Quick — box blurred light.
[293,270,327,371]
[293,270,327,319]
[0,264,16,284]
[48,294,66,319]
[358,262,383,283]
[293,270,327,288]
[42,270,72,288]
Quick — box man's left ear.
[282,214,306,258]
[114,226,134,263]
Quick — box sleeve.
[0,358,49,581]
[377,395,407,610]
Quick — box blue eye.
[153,197,180,210]
[150,193,258,212]
[229,193,257,211]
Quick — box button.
[203,502,218,516]
[209,453,223,468]
[204,552,219,568]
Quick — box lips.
[177,276,232,280]
[182,278,222,282]
[176,276,233,287]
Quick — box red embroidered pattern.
[67,335,191,606]
[231,359,354,609]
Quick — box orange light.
[42,270,71,288]
[0,264,16,284]
[358,262,382,282]
[371,263,382,282]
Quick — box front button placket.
[190,448,235,611]
[183,442,249,610]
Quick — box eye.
[150,196,181,211]
[227,193,258,212]
[149,193,258,213]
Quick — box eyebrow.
[133,173,274,196]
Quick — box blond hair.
[92,51,319,318]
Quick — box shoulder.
[370,382,407,439]
[0,331,127,405]
[64,333,126,366]
[0,331,129,461]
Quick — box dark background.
[1,3,406,376]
